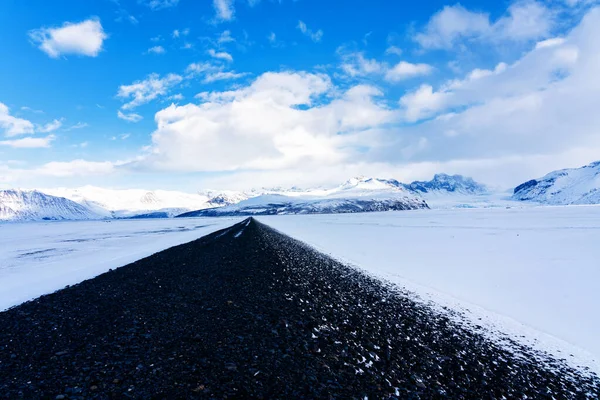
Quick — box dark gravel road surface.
[0,218,598,399]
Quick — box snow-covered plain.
[2,206,599,374]
[0,217,241,311]
[258,206,600,373]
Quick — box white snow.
[513,161,600,205]
[262,176,415,199]
[2,205,599,374]
[0,190,101,221]
[0,217,241,311]
[42,186,218,217]
[201,178,429,215]
[258,206,600,373]
[420,191,521,209]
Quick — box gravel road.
[0,218,597,399]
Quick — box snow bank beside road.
[258,206,600,373]
[0,217,241,311]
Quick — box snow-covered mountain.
[178,196,428,217]
[0,190,101,221]
[253,176,409,199]
[402,174,496,209]
[407,174,488,195]
[200,190,250,206]
[1,174,495,222]
[512,161,600,205]
[42,186,231,218]
[178,177,429,217]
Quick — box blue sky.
[1,0,600,191]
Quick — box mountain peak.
[341,176,369,187]
[409,174,487,195]
[0,189,100,221]
[513,161,600,205]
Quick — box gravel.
[0,217,598,399]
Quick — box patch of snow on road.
[258,206,600,374]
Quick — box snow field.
[0,217,242,311]
[258,206,600,373]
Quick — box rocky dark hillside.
[177,197,428,217]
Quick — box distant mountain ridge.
[407,174,488,195]
[42,186,245,218]
[178,194,429,218]
[513,161,600,205]
[1,174,490,221]
[178,175,489,217]
[0,190,100,221]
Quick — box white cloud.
[115,7,138,25]
[339,52,384,77]
[213,0,235,21]
[117,110,143,123]
[385,46,403,56]
[10,2,600,190]
[111,133,131,141]
[0,103,35,137]
[186,62,216,75]
[385,61,433,82]
[36,160,116,177]
[399,28,581,122]
[0,135,55,148]
[267,32,284,48]
[0,159,122,185]
[415,5,490,49]
[147,45,166,54]
[168,94,184,101]
[399,85,449,121]
[204,71,248,83]
[338,51,432,83]
[187,61,247,83]
[134,71,396,173]
[172,28,189,38]
[73,141,89,148]
[117,73,183,110]
[208,49,233,62]
[415,1,554,49]
[535,37,566,49]
[141,0,179,10]
[37,119,63,133]
[66,122,89,131]
[387,7,600,186]
[29,18,107,58]
[495,1,555,41]
[218,30,235,44]
[20,106,44,114]
[297,21,323,42]
[182,7,599,189]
